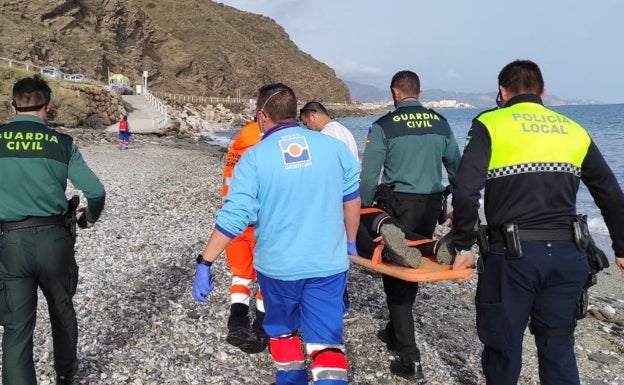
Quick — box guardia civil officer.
[451,59,624,385]
[0,75,106,384]
[359,70,461,380]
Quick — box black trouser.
[0,225,78,384]
[380,192,441,363]
[388,191,442,237]
[477,241,588,385]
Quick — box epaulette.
[373,109,393,124]
[428,108,448,122]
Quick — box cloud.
[332,60,384,78]
[443,68,462,81]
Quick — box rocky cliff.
[0,0,351,103]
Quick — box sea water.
[210,104,624,258]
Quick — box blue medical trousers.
[257,271,347,385]
[476,241,589,385]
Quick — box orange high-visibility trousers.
[225,226,263,309]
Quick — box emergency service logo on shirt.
[278,136,312,169]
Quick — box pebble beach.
[2,133,622,385]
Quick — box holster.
[502,223,522,259]
[574,214,609,274]
[65,195,80,239]
[438,185,453,224]
[373,183,397,214]
[576,273,597,320]
[475,224,490,255]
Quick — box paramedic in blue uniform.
[192,83,361,385]
[451,59,624,385]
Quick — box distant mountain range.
[343,79,602,108]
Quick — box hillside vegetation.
[0,64,125,127]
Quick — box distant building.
[423,99,473,109]
[439,99,457,108]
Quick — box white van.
[42,66,63,79]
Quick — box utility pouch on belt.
[475,224,490,255]
[576,273,597,320]
[66,195,79,239]
[438,185,452,224]
[373,183,397,213]
[574,214,610,274]
[572,215,590,251]
[502,223,522,259]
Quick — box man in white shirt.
[300,101,361,322]
[299,101,359,160]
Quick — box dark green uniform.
[0,115,105,384]
[359,100,460,369]
[360,100,461,206]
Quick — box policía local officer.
[0,75,106,385]
[359,70,461,381]
[451,59,624,385]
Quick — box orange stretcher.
[348,238,474,282]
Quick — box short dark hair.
[391,70,420,95]
[299,101,329,120]
[498,60,544,95]
[12,75,52,111]
[256,83,297,122]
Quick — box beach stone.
[588,352,619,365]
[589,308,607,321]
[583,380,610,385]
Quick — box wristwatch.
[196,254,212,267]
[457,249,471,256]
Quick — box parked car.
[66,73,87,82]
[41,66,63,79]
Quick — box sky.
[216,0,624,103]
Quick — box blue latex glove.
[192,264,214,303]
[347,241,358,256]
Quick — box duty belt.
[0,215,67,234]
[488,228,574,244]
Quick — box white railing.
[155,91,354,109]
[143,90,171,128]
[155,92,255,105]
[0,57,43,74]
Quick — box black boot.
[227,305,268,354]
[251,309,267,339]
[248,309,268,353]
[434,231,455,265]
[390,359,425,382]
[380,224,422,268]
[227,303,250,331]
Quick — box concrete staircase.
[106,94,170,134]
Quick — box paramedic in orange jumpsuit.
[221,120,268,353]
